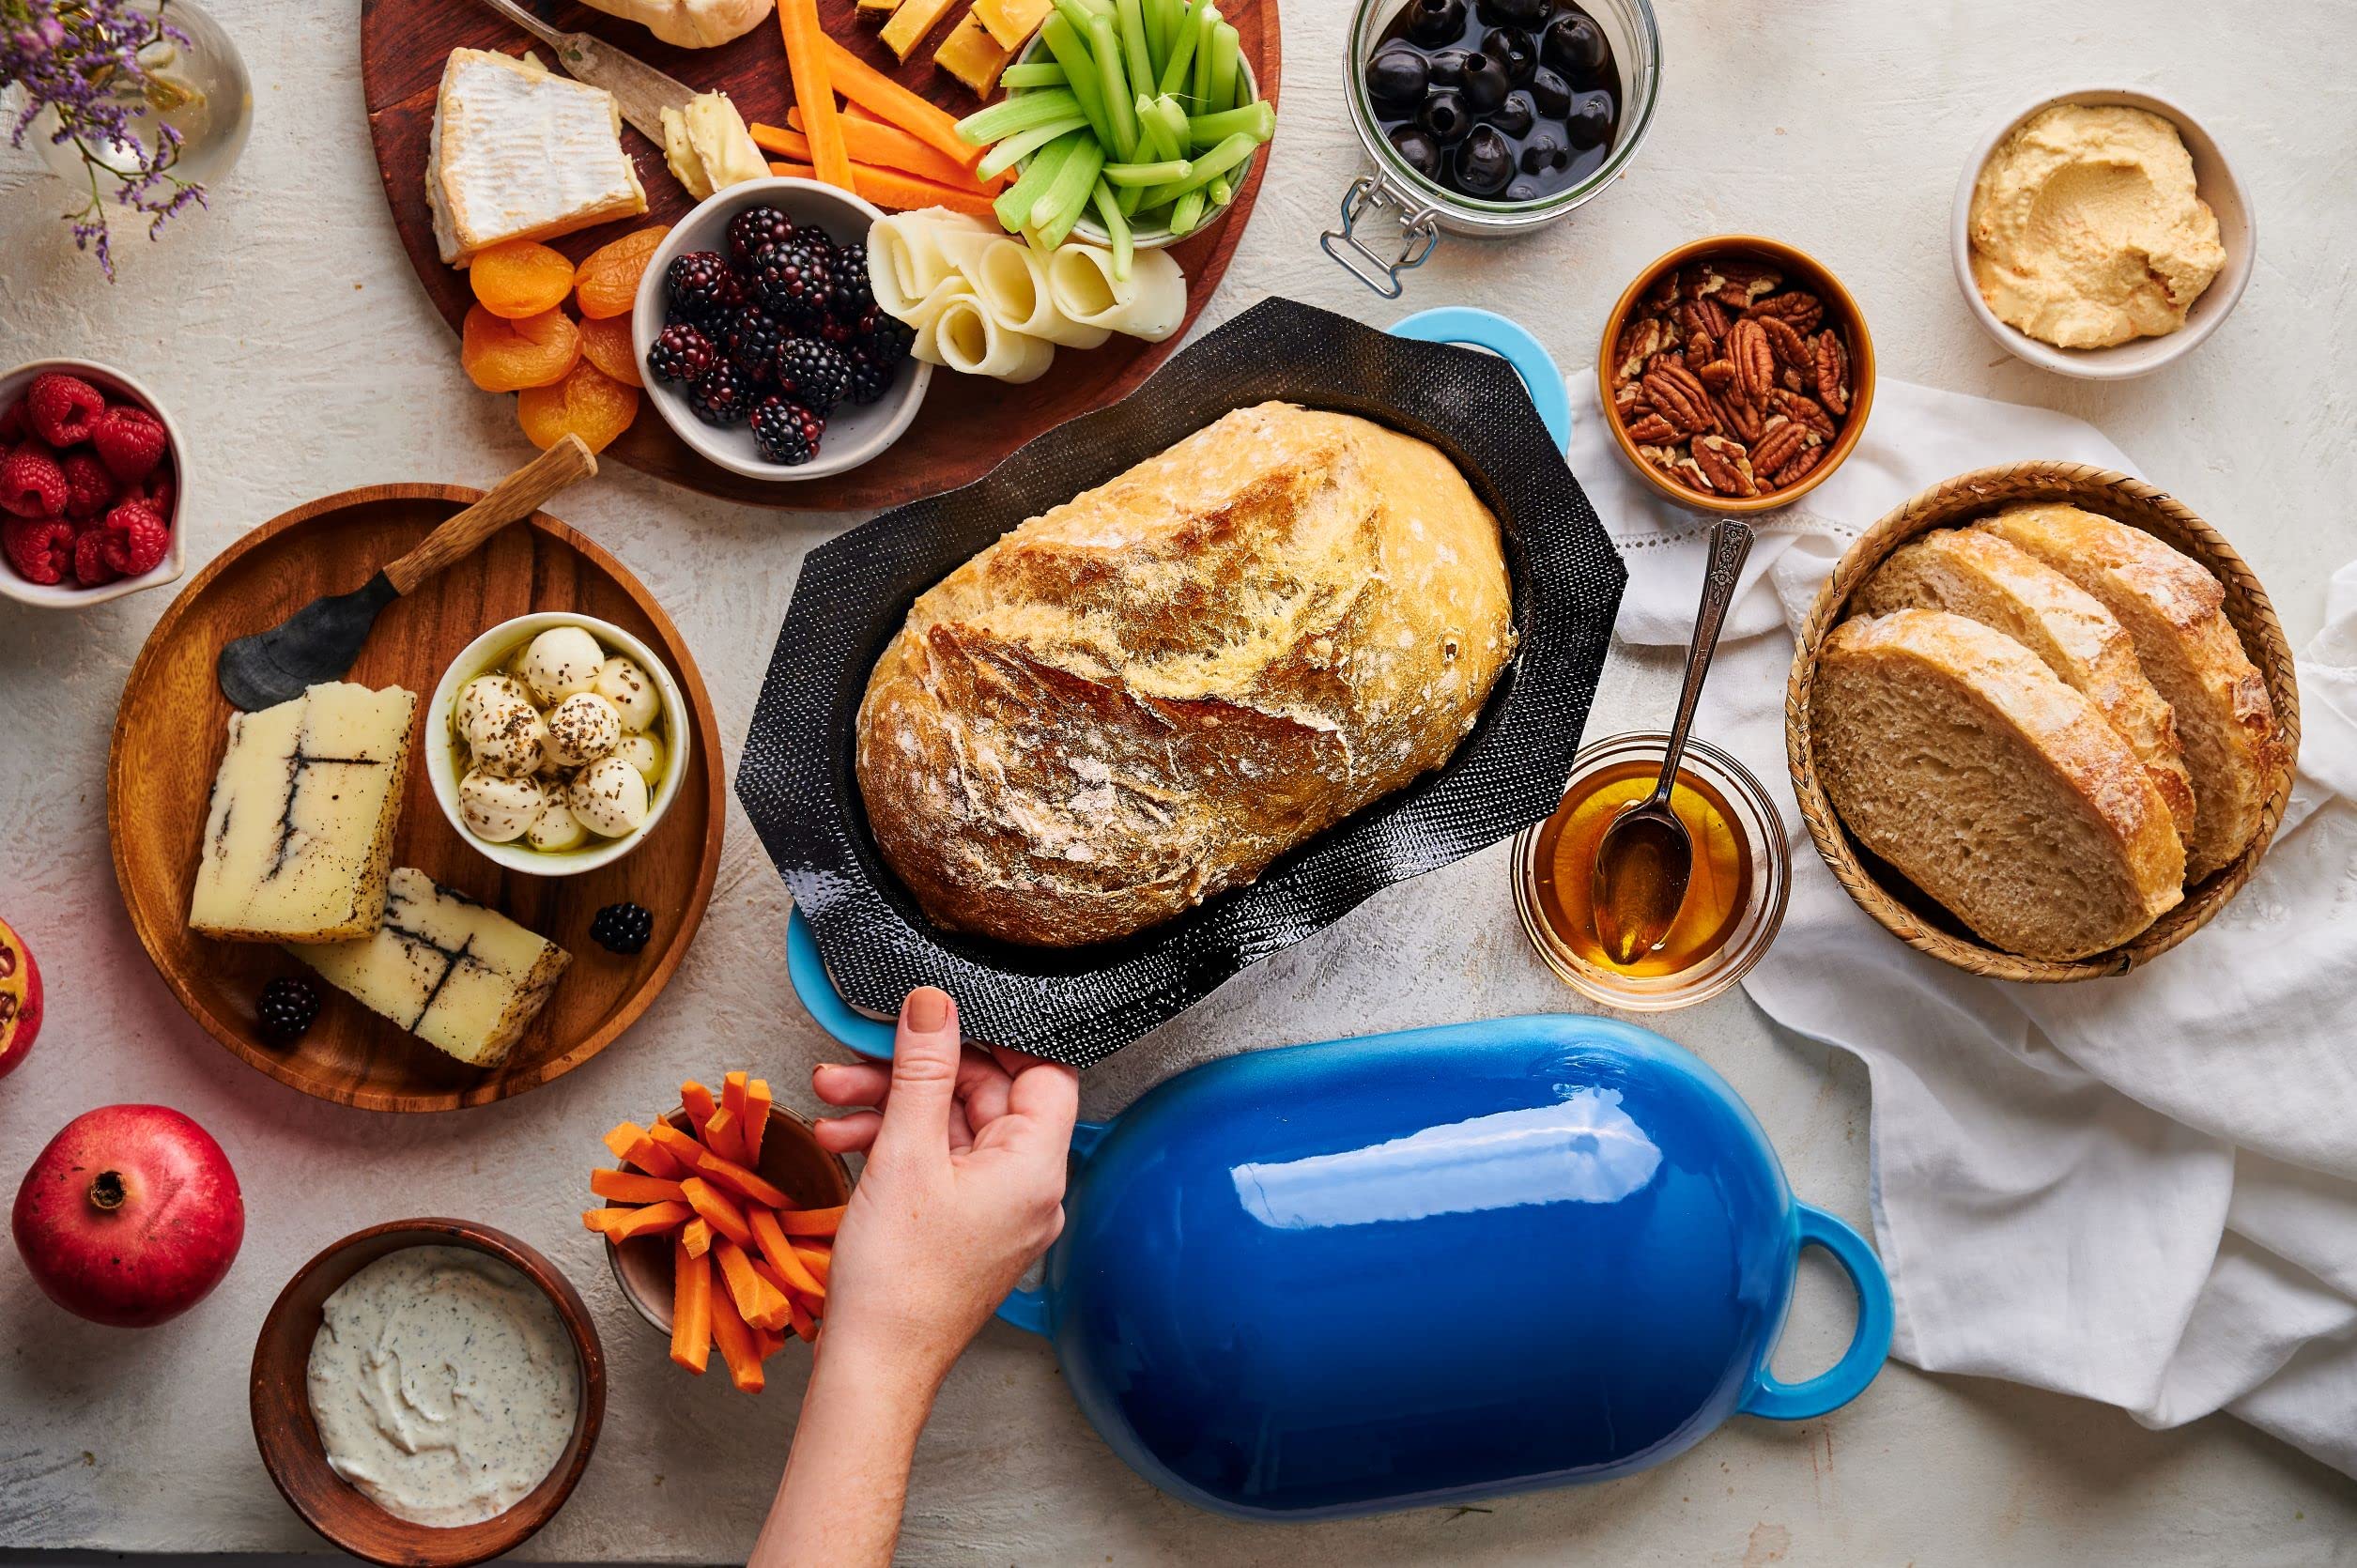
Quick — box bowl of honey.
[1514,731,1789,1009]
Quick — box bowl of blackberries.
[1350,0,1659,225]
[632,177,932,481]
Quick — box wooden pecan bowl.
[1597,236,1875,515]
[1784,461,2301,982]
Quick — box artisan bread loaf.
[1979,504,2282,881]
[1814,609,2184,961]
[1855,527,2196,853]
[855,401,1516,947]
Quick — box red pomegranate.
[12,1105,245,1327]
[0,915,39,1079]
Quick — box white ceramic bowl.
[426,612,692,877]
[632,177,931,482]
[1950,87,2254,380]
[0,359,188,608]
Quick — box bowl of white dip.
[250,1220,605,1567]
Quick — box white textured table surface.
[5,0,2355,1561]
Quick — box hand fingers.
[958,1053,1015,1131]
[874,987,963,1163]
[811,1111,881,1155]
[983,1060,1081,1165]
[811,1060,892,1107]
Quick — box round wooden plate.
[109,484,726,1111]
[360,0,1283,511]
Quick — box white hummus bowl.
[1950,86,2254,380]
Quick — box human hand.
[809,987,1080,1389]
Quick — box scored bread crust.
[1856,527,2197,853]
[1978,504,2282,882]
[855,402,1516,948]
[1815,609,2184,961]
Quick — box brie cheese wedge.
[658,92,768,201]
[576,0,774,49]
[189,683,416,945]
[426,49,648,269]
[293,869,570,1068]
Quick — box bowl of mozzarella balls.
[426,614,691,875]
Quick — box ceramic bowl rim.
[0,358,188,607]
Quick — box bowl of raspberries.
[633,178,928,482]
[0,361,183,607]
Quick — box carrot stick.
[844,100,884,124]
[792,1243,831,1284]
[716,1237,792,1330]
[764,161,1002,219]
[747,1255,821,1319]
[821,35,983,170]
[656,1122,793,1208]
[604,1121,686,1179]
[748,1207,828,1299]
[670,1238,712,1374]
[775,1204,846,1237]
[785,1293,819,1342]
[682,1216,714,1259]
[755,1324,790,1360]
[778,109,1003,191]
[709,1279,765,1392]
[743,1079,774,1167]
[779,0,856,190]
[586,1201,690,1241]
[680,1083,718,1139]
[722,1071,749,1124]
[680,1176,758,1249]
[591,1169,686,1205]
[702,1106,747,1164]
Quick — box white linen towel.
[1573,375,2357,1476]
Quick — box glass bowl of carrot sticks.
[586,1073,852,1394]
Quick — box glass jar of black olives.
[1323,0,1661,296]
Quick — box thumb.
[876,987,961,1162]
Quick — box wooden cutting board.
[360,0,1282,511]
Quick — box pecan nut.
[1713,388,1765,444]
[1759,314,1810,369]
[1625,413,1677,444]
[1641,364,1718,436]
[1749,290,1825,334]
[1689,434,1760,498]
[1726,317,1776,405]
[1695,358,1736,392]
[1615,316,1669,384]
[1680,296,1730,352]
[1771,441,1829,487]
[1766,385,1837,440]
[1748,419,1811,478]
[1811,329,1851,416]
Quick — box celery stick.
[1135,129,1254,208]
[1208,174,1231,208]
[1091,178,1133,282]
[1170,188,1205,236]
[1117,0,1155,119]
[1102,159,1191,186]
[1000,61,1069,88]
[1156,5,1199,100]
[1143,0,1173,68]
[1152,95,1193,156]
[978,115,1090,180]
[1191,5,1219,111]
[1033,137,1107,248]
[1186,101,1272,147]
[995,131,1083,231]
[1050,0,1098,32]
[1208,20,1240,112]
[957,87,1085,146]
[1040,15,1113,147]
[1087,14,1139,161]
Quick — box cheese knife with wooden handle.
[467,0,696,141]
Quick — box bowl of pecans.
[1598,237,1873,515]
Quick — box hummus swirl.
[1968,104,2226,349]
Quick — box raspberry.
[142,467,175,522]
[100,499,169,577]
[751,236,833,329]
[686,361,752,426]
[0,443,67,518]
[0,399,23,443]
[727,206,796,270]
[60,453,117,520]
[645,322,716,385]
[89,403,167,484]
[24,373,104,447]
[750,396,824,466]
[2,516,73,584]
[72,527,119,587]
[665,251,740,321]
[773,338,850,413]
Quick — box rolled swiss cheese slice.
[1046,246,1187,342]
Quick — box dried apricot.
[577,313,643,388]
[517,361,640,453]
[461,306,581,392]
[575,225,671,319]
[470,240,578,320]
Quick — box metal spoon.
[1592,517,1754,965]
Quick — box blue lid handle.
[1387,307,1573,454]
[1740,1203,1894,1422]
[787,905,899,1058]
[994,1117,1115,1336]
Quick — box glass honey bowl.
[1514,730,1789,1010]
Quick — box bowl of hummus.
[1952,88,2252,379]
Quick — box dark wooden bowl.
[250,1220,606,1567]
[607,1106,853,1334]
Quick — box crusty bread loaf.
[1815,609,2184,961]
[856,402,1516,947]
[1855,527,2196,854]
[1978,504,2282,881]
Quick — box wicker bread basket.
[1785,462,2301,981]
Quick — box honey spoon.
[1592,517,1755,965]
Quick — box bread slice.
[1855,527,2196,855]
[1815,609,2184,961]
[1978,504,2281,881]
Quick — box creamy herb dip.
[305,1244,578,1529]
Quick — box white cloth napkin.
[1572,375,2357,1476]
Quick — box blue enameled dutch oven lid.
[990,1015,1892,1520]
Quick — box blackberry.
[665,250,740,321]
[727,205,796,270]
[257,976,322,1043]
[645,322,716,384]
[750,236,833,329]
[750,396,824,466]
[857,312,916,364]
[687,361,753,426]
[589,901,654,956]
[827,243,875,321]
[720,309,790,384]
[772,338,850,413]
[842,350,898,406]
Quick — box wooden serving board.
[109,485,726,1112]
[360,0,1282,511]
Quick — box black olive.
[1540,13,1607,79]
[1388,123,1442,178]
[1405,0,1467,46]
[1454,124,1514,196]
[1565,89,1613,148]
[1506,177,1542,202]
[1487,89,1535,138]
[1481,26,1536,85]
[1476,0,1548,27]
[1364,45,1428,115]
[1458,49,1511,113]
[1518,131,1569,174]
[1426,48,1468,87]
[1416,88,1473,145]
[1529,66,1572,118]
